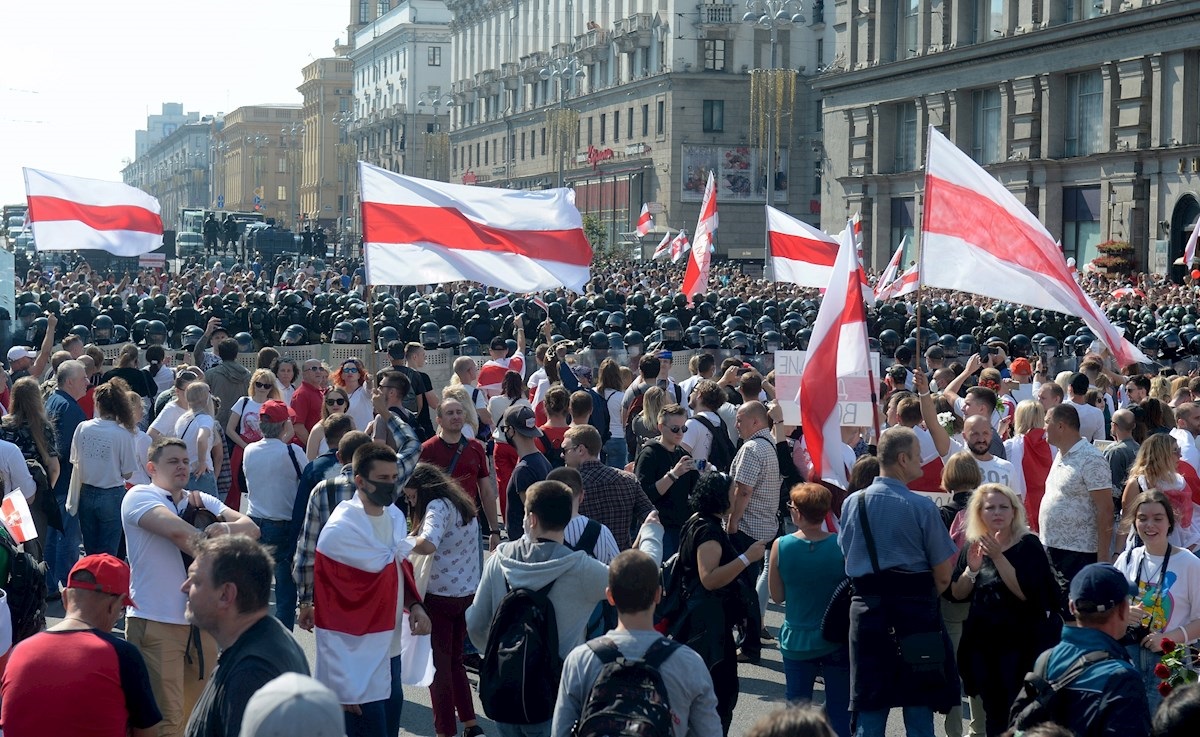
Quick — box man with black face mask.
[312,442,431,737]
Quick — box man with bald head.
[917,370,1015,490]
[1103,408,1139,492]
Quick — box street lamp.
[246,134,269,213]
[333,111,356,247]
[416,92,454,179]
[540,57,586,189]
[210,142,230,209]
[743,0,803,281]
[282,122,306,229]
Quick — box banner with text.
[774,350,880,428]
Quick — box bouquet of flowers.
[936,411,957,437]
[1155,637,1199,696]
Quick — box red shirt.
[420,435,488,501]
[290,381,325,432]
[1,628,161,736]
[77,386,97,419]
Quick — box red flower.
[1155,663,1172,679]
[1159,682,1174,697]
[1161,637,1178,652]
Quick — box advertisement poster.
[681,145,788,203]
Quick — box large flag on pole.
[874,237,906,300]
[875,262,920,301]
[651,229,672,259]
[799,223,872,489]
[682,172,716,302]
[767,206,874,304]
[23,168,163,256]
[635,203,652,237]
[359,163,592,292]
[921,126,1148,366]
[669,229,690,263]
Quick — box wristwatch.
[666,470,678,481]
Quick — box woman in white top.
[305,386,351,460]
[272,357,298,405]
[332,358,374,433]
[125,389,153,487]
[595,358,627,469]
[148,369,200,440]
[1114,489,1200,711]
[403,463,481,737]
[1119,433,1198,551]
[69,380,137,556]
[226,369,282,510]
[175,382,219,497]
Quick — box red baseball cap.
[260,399,297,423]
[67,554,136,607]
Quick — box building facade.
[443,0,831,262]
[134,103,200,159]
[122,120,211,231]
[212,104,304,221]
[299,57,356,232]
[815,0,1200,279]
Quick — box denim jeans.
[1127,642,1166,714]
[855,706,936,737]
[44,489,81,589]
[189,470,217,497]
[344,699,389,737]
[251,517,297,630]
[603,436,628,469]
[79,484,125,556]
[783,648,852,737]
[386,654,405,737]
[494,720,552,737]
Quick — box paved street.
[48,595,953,737]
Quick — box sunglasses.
[663,424,685,434]
[341,365,359,374]
[326,397,347,406]
[254,382,273,390]
[305,366,324,372]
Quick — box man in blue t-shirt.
[502,405,551,540]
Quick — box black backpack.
[572,637,681,737]
[479,575,562,725]
[1009,649,1111,731]
[693,415,736,472]
[566,519,603,559]
[0,525,46,644]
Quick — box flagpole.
[914,126,937,366]
[357,160,379,362]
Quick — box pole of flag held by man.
[919,126,1149,367]
[23,168,164,256]
[681,171,717,304]
[798,222,879,489]
[358,162,592,292]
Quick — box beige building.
[299,57,355,232]
[213,104,303,222]
[815,0,1200,280]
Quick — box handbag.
[821,577,854,644]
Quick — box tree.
[582,214,610,259]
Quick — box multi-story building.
[444,0,831,262]
[122,120,211,231]
[134,103,200,159]
[212,104,304,222]
[815,0,1200,279]
[346,0,454,207]
[298,57,356,232]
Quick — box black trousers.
[730,530,765,658]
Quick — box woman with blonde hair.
[630,385,666,455]
[1002,399,1053,531]
[440,385,479,439]
[948,483,1061,736]
[305,386,352,460]
[1120,433,1196,550]
[176,382,219,495]
[226,368,282,509]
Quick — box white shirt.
[129,430,153,487]
[175,411,215,469]
[71,418,137,489]
[561,514,620,564]
[1071,399,1107,442]
[149,400,187,438]
[150,364,173,395]
[122,484,227,625]
[1171,428,1200,474]
[243,438,304,521]
[681,411,722,463]
[346,385,374,433]
[230,397,263,439]
[0,439,36,501]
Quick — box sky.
[0,0,349,204]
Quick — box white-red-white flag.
[798,224,871,489]
[875,262,920,301]
[1,491,37,543]
[314,496,412,706]
[23,168,163,256]
[850,210,864,260]
[874,237,906,300]
[359,163,592,292]
[669,229,690,263]
[682,172,716,303]
[921,126,1148,366]
[651,229,672,260]
[768,206,874,305]
[1184,213,1200,269]
[635,203,652,237]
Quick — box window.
[702,100,725,132]
[898,0,919,59]
[627,107,634,139]
[1062,186,1101,265]
[614,110,620,142]
[377,0,390,16]
[656,100,665,135]
[642,104,650,136]
[278,186,287,201]
[600,114,606,144]
[428,47,442,66]
[277,157,287,173]
[703,40,726,71]
[521,132,526,160]
[541,128,546,156]
[1065,71,1103,156]
[891,198,915,260]
[588,117,594,146]
[816,39,824,67]
[358,0,369,24]
[972,88,1002,164]
[974,0,1005,42]
[894,102,917,171]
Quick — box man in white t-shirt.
[681,379,731,469]
[1069,372,1107,443]
[1171,403,1200,473]
[917,370,1016,492]
[121,437,257,737]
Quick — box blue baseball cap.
[1069,563,1134,613]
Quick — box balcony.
[551,41,573,59]
[573,28,611,62]
[613,13,653,52]
[519,52,550,79]
[501,62,521,89]
[699,2,736,25]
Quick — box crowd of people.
[0,250,1198,737]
